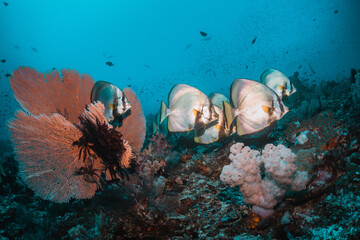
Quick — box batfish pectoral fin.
[192,108,200,117]
[262,105,273,114]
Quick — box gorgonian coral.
[9,67,94,123]
[116,88,146,153]
[8,102,133,202]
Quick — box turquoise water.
[1,0,359,120]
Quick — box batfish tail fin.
[223,101,235,132]
[160,101,170,124]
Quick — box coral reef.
[351,73,360,107]
[1,67,360,239]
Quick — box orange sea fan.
[10,67,94,123]
[117,88,146,152]
[8,111,102,203]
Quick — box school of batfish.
[92,68,296,144]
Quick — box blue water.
[0,0,359,135]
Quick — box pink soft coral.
[220,143,310,217]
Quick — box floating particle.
[334,10,338,14]
[184,44,192,51]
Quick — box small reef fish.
[200,31,208,37]
[90,81,132,122]
[252,36,257,44]
[160,84,218,133]
[1,59,6,63]
[224,79,289,136]
[105,61,114,67]
[260,68,296,99]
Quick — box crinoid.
[73,106,132,183]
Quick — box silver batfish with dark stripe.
[91,81,132,122]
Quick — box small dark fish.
[105,61,114,67]
[0,59,5,63]
[184,44,192,51]
[334,10,338,14]
[298,64,303,69]
[246,65,248,69]
[286,51,288,54]
[144,64,151,69]
[52,67,56,70]
[14,45,20,49]
[313,18,316,21]
[4,94,8,97]
[200,31,208,37]
[3,2,8,6]
[5,73,11,77]
[31,47,38,52]
[127,84,132,87]
[252,36,257,44]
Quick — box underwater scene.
[1,0,360,239]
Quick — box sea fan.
[8,102,133,203]
[8,110,101,202]
[9,66,94,123]
[117,88,146,152]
